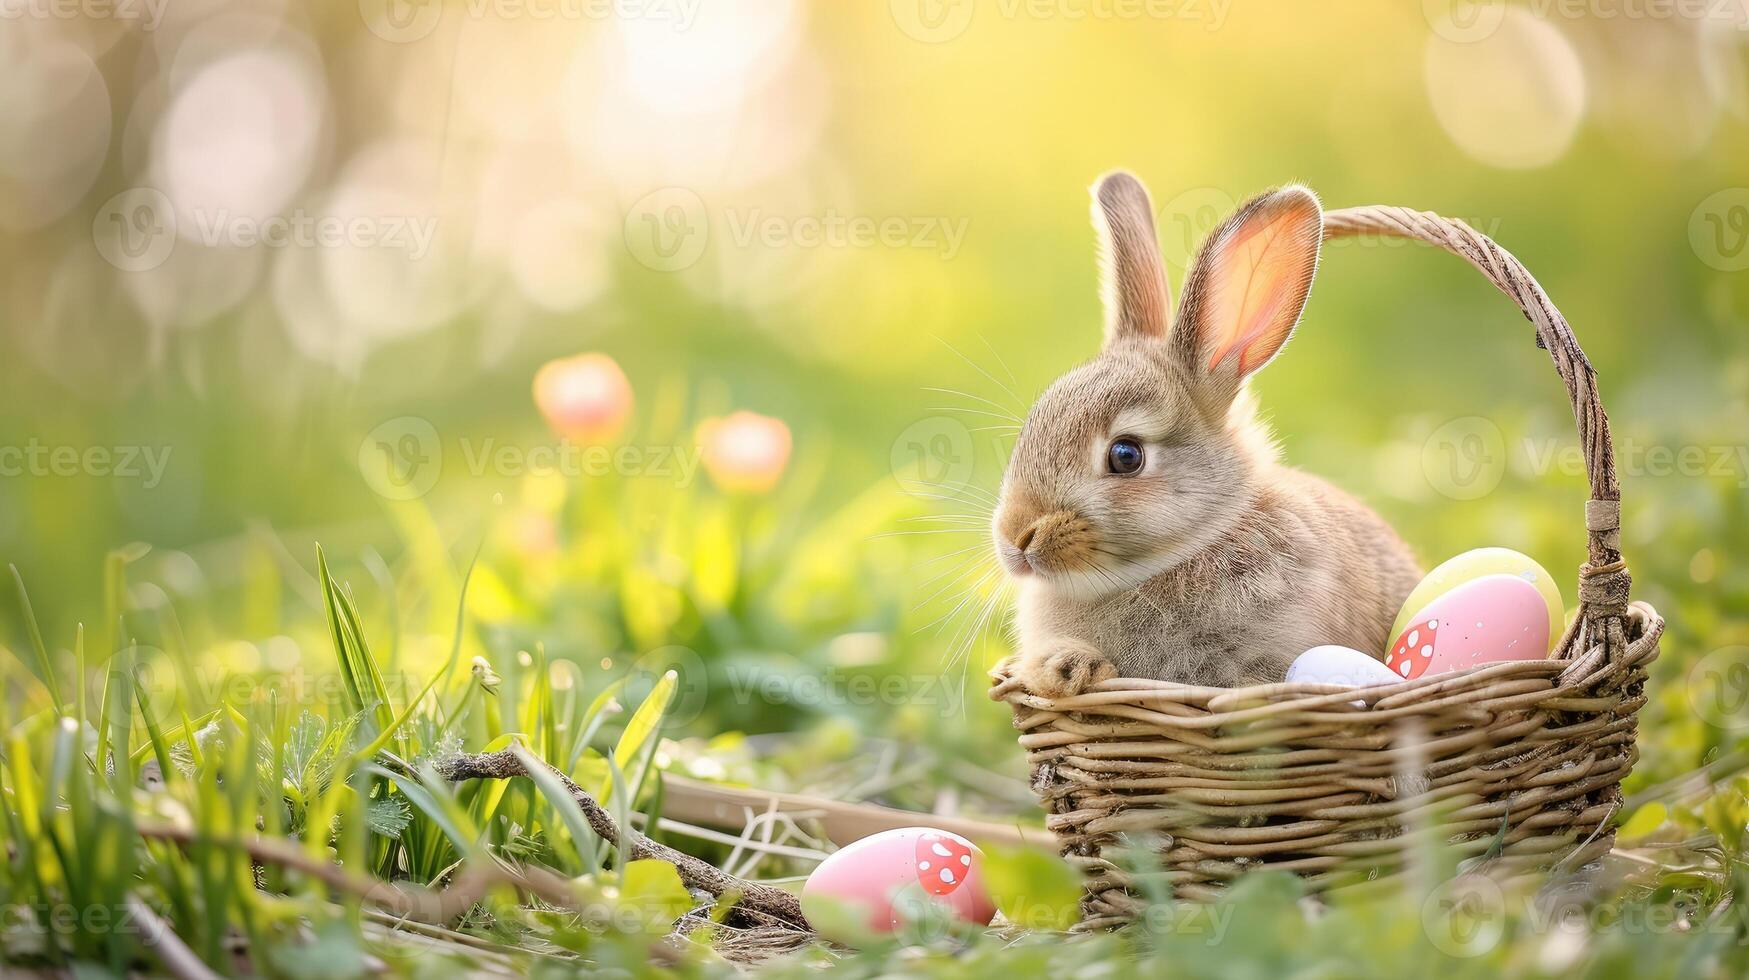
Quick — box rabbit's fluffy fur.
[994,173,1422,694]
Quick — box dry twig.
[428,748,813,932]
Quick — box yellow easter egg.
[1391,548,1565,653]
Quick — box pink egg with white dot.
[801,827,996,934]
[1384,573,1551,680]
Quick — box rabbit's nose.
[1013,524,1037,553]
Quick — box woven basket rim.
[990,602,1662,719]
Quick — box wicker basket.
[989,205,1665,929]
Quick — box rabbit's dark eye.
[1107,437,1144,475]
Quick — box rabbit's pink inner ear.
[1196,189,1322,378]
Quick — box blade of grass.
[599,670,675,802]
[606,754,633,873]
[353,550,480,765]
[626,723,664,815]
[361,548,401,670]
[106,644,138,794]
[642,764,668,848]
[531,644,556,762]
[0,723,55,948]
[99,545,144,668]
[42,717,80,897]
[6,565,63,710]
[317,546,393,734]
[94,645,117,786]
[134,664,175,787]
[128,707,221,768]
[567,675,626,773]
[510,743,600,872]
[73,623,85,728]
[302,752,357,862]
[363,763,479,859]
[6,725,45,840]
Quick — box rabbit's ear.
[1172,185,1322,408]
[1091,171,1172,345]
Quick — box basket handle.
[1320,206,1632,654]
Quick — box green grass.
[1,482,1747,977]
[2,351,1748,978]
[0,507,735,973]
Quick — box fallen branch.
[658,772,1048,849]
[427,749,812,932]
[126,895,224,980]
[133,818,580,924]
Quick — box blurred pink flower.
[697,411,791,493]
[508,511,558,557]
[533,352,632,441]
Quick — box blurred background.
[3,0,1749,804]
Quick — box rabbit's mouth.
[994,509,1101,582]
[998,512,1199,599]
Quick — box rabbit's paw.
[1017,643,1116,698]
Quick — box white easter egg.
[1285,645,1404,688]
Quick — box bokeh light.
[0,34,111,230]
[314,139,474,344]
[534,352,634,441]
[153,44,326,233]
[1424,9,1586,169]
[698,411,793,493]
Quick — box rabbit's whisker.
[918,564,1002,635]
[977,332,1023,392]
[944,572,1011,676]
[922,386,1021,422]
[946,584,1008,688]
[914,554,995,610]
[913,542,991,570]
[928,406,1023,423]
[908,486,1000,506]
[931,334,1029,415]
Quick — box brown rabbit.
[993,172,1422,695]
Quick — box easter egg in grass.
[1391,548,1564,652]
[801,828,996,938]
[1384,574,1551,680]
